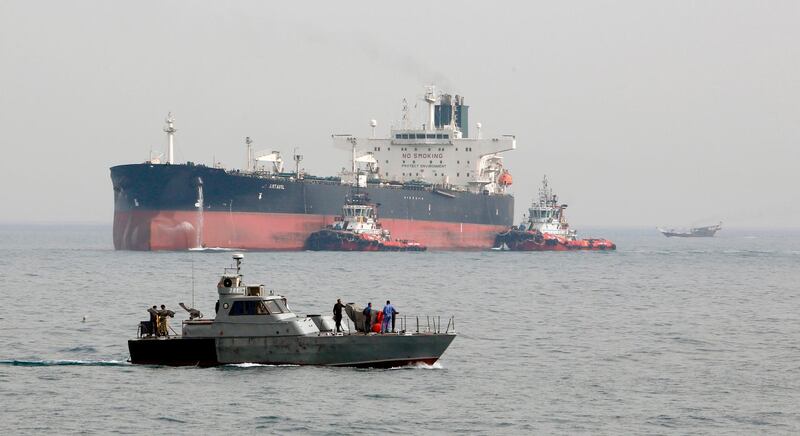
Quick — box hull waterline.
[115,209,501,251]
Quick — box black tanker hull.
[111,163,514,250]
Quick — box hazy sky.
[1,1,798,227]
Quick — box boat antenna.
[350,137,357,181]
[191,252,195,308]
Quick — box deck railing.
[341,314,455,335]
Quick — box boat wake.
[0,359,129,367]
[222,362,300,369]
[391,361,444,370]
[188,247,244,252]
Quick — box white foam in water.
[0,359,129,366]
[390,361,444,370]
[224,362,299,368]
[228,362,268,368]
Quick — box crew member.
[362,302,373,334]
[158,304,175,337]
[332,299,346,333]
[381,300,396,334]
[147,305,158,337]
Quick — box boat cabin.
[523,176,576,239]
[329,193,387,238]
[182,254,320,338]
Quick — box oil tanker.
[111,87,516,251]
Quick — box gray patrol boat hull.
[128,333,455,368]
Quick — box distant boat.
[658,222,722,238]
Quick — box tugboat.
[306,189,426,251]
[128,254,454,367]
[494,176,616,251]
[658,222,722,237]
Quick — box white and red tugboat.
[306,190,426,251]
[494,176,616,251]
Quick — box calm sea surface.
[0,225,798,434]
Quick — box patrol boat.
[494,176,616,251]
[128,254,455,367]
[306,189,426,251]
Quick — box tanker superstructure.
[111,87,516,250]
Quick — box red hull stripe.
[114,210,506,251]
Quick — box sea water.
[0,225,798,434]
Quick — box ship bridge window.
[401,134,409,139]
[415,134,425,139]
[444,134,449,139]
[264,299,285,314]
[426,134,435,139]
[274,298,289,313]
[229,300,270,316]
[395,134,401,139]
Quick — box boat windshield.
[274,298,290,313]
[229,300,270,316]
[530,209,553,220]
[264,300,283,314]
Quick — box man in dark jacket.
[333,298,346,333]
[362,302,373,334]
[147,305,158,336]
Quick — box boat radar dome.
[232,253,244,273]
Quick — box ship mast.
[245,136,253,172]
[293,147,303,177]
[164,112,176,165]
[424,86,436,131]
